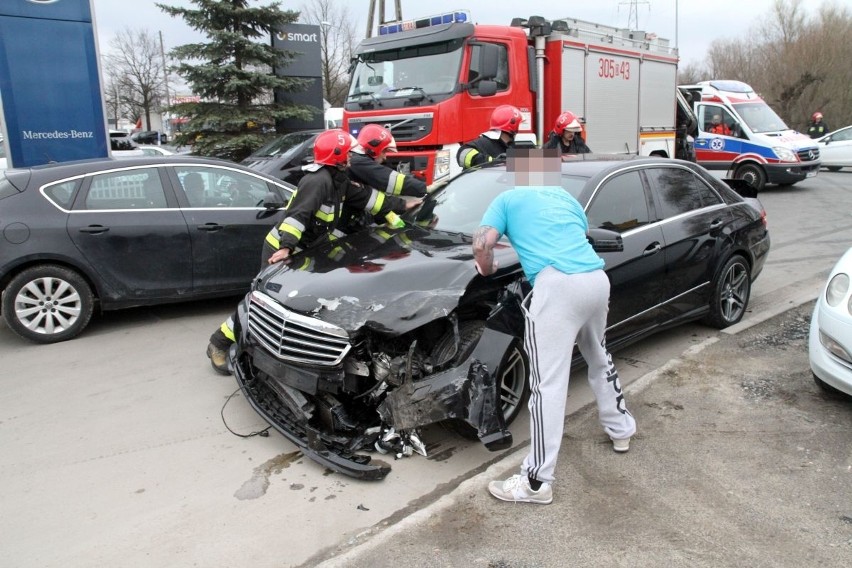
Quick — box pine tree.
[157,0,316,161]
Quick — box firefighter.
[807,112,829,139]
[543,111,591,154]
[206,129,422,375]
[349,124,428,198]
[457,105,522,169]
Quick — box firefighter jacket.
[543,131,591,154]
[264,165,407,254]
[349,151,427,197]
[457,132,510,168]
[808,121,829,139]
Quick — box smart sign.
[0,0,108,167]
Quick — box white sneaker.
[611,436,631,453]
[488,474,552,504]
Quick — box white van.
[324,107,343,130]
[679,80,820,190]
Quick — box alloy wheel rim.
[14,277,82,335]
[720,263,748,323]
[499,347,527,419]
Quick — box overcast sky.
[91,0,831,70]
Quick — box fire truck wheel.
[734,163,766,192]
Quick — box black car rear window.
[43,180,79,208]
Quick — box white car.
[815,125,852,172]
[138,145,176,156]
[809,247,852,397]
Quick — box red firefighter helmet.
[357,124,397,158]
[313,129,355,167]
[553,111,582,135]
[812,112,823,122]
[489,105,522,134]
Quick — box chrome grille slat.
[247,291,351,366]
[797,148,819,161]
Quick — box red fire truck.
[344,10,694,184]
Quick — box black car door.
[169,165,289,294]
[584,168,668,343]
[66,166,193,303]
[643,165,733,317]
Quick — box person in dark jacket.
[807,112,829,139]
[543,111,591,154]
[206,129,421,374]
[349,124,428,198]
[457,105,523,169]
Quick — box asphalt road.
[1,170,851,567]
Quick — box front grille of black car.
[247,292,351,366]
[348,113,433,142]
[798,148,819,162]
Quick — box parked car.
[241,130,321,185]
[815,125,852,171]
[137,144,178,157]
[132,130,168,145]
[0,156,294,343]
[228,156,771,480]
[109,130,144,157]
[809,247,852,398]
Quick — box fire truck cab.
[344,11,689,184]
[680,80,821,190]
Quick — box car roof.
[2,156,292,188]
[474,154,697,177]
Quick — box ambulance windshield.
[733,102,790,134]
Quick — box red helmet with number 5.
[553,111,582,135]
[356,124,397,158]
[489,105,522,134]
[313,129,355,167]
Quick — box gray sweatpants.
[521,266,636,484]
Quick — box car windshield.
[252,132,315,159]
[733,102,790,134]
[348,39,464,101]
[411,168,588,235]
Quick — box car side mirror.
[477,80,498,97]
[263,191,286,210]
[823,137,831,145]
[587,228,623,253]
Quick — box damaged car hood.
[253,226,520,335]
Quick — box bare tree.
[696,0,852,132]
[299,0,358,106]
[677,61,707,84]
[103,28,167,131]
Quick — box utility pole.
[366,0,403,38]
[158,30,170,142]
[619,0,650,30]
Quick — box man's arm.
[472,225,501,275]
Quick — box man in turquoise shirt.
[473,148,636,504]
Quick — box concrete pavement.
[309,302,852,567]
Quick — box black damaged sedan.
[230,156,770,480]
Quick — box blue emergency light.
[378,10,469,35]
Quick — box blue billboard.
[0,0,108,167]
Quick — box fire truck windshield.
[348,39,464,104]
[733,102,790,134]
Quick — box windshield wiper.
[347,90,383,108]
[385,86,432,102]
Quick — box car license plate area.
[252,347,319,394]
[806,170,818,177]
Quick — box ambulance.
[679,80,820,190]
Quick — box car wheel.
[433,320,529,439]
[734,163,766,192]
[2,265,94,343]
[704,254,751,329]
[826,166,841,172]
